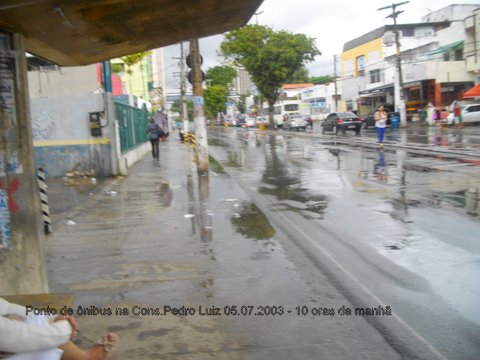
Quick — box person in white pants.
[0,298,118,360]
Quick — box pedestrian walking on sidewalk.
[374,104,387,147]
[147,117,162,160]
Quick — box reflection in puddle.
[231,202,275,240]
[224,152,242,168]
[259,170,328,218]
[259,136,329,219]
[208,155,226,174]
[157,181,173,207]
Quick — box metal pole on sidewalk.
[180,42,189,136]
[37,167,51,234]
[189,38,209,173]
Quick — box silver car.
[283,114,308,131]
[461,104,480,123]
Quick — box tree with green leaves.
[203,65,237,120]
[237,94,247,115]
[204,85,229,119]
[220,25,320,126]
[310,75,334,85]
[289,65,310,84]
[205,65,237,87]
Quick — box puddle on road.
[208,138,229,147]
[208,155,226,174]
[224,151,242,168]
[259,178,328,219]
[230,201,275,240]
[157,181,173,207]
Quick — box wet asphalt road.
[44,125,480,359]
[207,125,480,359]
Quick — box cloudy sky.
[163,0,480,90]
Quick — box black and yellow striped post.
[183,132,199,165]
[37,168,52,234]
[190,133,198,165]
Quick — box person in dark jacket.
[146,117,162,160]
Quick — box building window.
[454,48,463,61]
[370,69,381,84]
[356,55,365,74]
[401,28,414,37]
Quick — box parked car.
[235,117,244,127]
[321,112,362,135]
[244,117,256,127]
[283,114,308,131]
[461,103,480,124]
[362,105,399,129]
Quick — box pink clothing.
[0,298,71,353]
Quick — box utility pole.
[378,1,409,127]
[189,38,209,173]
[333,55,338,112]
[179,42,188,134]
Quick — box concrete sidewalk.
[44,138,401,359]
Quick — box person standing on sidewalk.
[452,101,462,127]
[146,117,162,160]
[374,104,387,147]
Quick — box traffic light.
[186,53,205,85]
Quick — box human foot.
[87,333,119,360]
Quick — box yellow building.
[111,54,153,100]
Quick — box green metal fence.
[115,102,149,154]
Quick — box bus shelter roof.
[0,0,263,66]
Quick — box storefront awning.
[429,40,464,55]
[463,83,480,98]
[359,83,393,97]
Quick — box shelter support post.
[0,31,48,295]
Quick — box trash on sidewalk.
[66,219,76,225]
[183,214,195,219]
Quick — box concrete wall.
[427,61,476,83]
[31,94,113,177]
[422,4,480,22]
[28,64,101,98]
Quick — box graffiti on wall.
[0,151,22,176]
[0,79,16,126]
[0,178,19,248]
[0,187,11,248]
[32,111,56,141]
